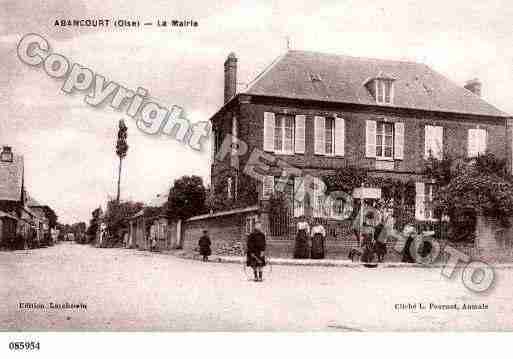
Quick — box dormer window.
[365,73,396,105]
[376,79,394,105]
[1,146,13,162]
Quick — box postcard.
[2,1,513,348]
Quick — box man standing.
[246,221,266,282]
[198,230,212,261]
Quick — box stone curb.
[162,250,513,269]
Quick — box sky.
[1,0,513,224]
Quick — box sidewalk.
[163,249,513,269]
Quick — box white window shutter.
[479,129,487,155]
[334,116,345,156]
[468,129,477,157]
[394,122,404,160]
[294,115,306,154]
[424,125,432,159]
[435,126,443,159]
[262,175,274,199]
[415,182,425,220]
[293,177,305,217]
[210,130,215,165]
[231,117,238,166]
[314,116,325,155]
[232,116,238,138]
[227,177,232,199]
[263,112,275,152]
[365,120,377,158]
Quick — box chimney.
[464,78,482,97]
[224,52,237,104]
[1,146,13,162]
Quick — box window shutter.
[262,175,274,199]
[314,116,325,155]
[210,130,215,165]
[424,125,432,159]
[227,177,232,199]
[365,120,377,158]
[294,115,306,154]
[479,129,487,155]
[394,122,404,160]
[435,126,443,159]
[415,182,425,220]
[335,116,345,156]
[231,117,239,167]
[293,177,305,217]
[232,116,238,138]
[263,112,275,152]
[468,129,477,157]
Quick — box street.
[1,242,513,331]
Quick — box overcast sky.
[1,0,513,224]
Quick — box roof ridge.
[287,49,424,66]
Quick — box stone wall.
[182,212,247,254]
[475,215,513,261]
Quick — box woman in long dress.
[310,223,326,259]
[294,220,310,259]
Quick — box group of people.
[358,210,431,264]
[294,221,327,259]
[196,211,427,280]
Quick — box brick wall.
[211,96,508,203]
[182,212,245,253]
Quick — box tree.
[167,175,207,220]
[115,120,128,202]
[86,207,103,242]
[41,206,58,229]
[103,200,144,239]
[431,153,513,238]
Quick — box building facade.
[210,51,511,235]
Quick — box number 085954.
[9,341,40,351]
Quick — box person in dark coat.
[402,225,417,263]
[294,220,310,259]
[310,223,326,259]
[360,231,375,263]
[198,230,211,262]
[373,222,387,262]
[246,221,266,281]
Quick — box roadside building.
[0,146,30,249]
[186,50,512,258]
[128,193,169,250]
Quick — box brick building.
[184,50,512,258]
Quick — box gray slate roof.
[245,50,509,118]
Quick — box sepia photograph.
[1,1,513,353]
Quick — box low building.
[128,193,169,250]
